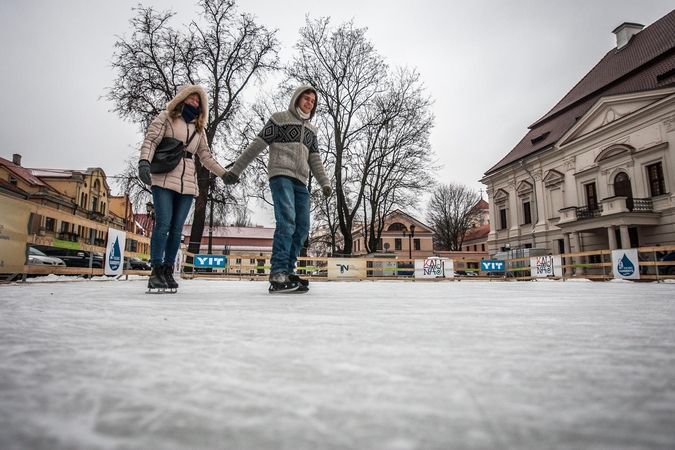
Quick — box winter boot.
[163,265,179,292]
[269,271,302,294]
[148,264,168,292]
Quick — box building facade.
[481,12,675,259]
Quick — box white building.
[481,11,675,261]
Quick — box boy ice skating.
[222,85,332,293]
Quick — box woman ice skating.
[222,85,332,293]
[138,84,230,293]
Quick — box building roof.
[462,224,490,242]
[0,156,58,191]
[182,224,275,239]
[472,199,489,212]
[485,10,675,176]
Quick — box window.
[395,238,402,251]
[473,245,477,252]
[250,259,255,264]
[9,175,17,185]
[523,201,532,225]
[481,244,485,252]
[647,162,666,196]
[585,182,598,211]
[499,208,507,230]
[414,239,420,251]
[45,217,55,231]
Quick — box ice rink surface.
[1,277,674,450]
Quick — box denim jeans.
[269,176,310,275]
[150,186,193,266]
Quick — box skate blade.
[269,283,303,294]
[146,288,166,294]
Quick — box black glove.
[222,171,240,185]
[138,160,152,185]
[322,185,332,197]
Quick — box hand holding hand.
[322,185,332,197]
[138,160,152,185]
[221,171,240,185]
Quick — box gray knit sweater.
[230,85,330,189]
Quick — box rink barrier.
[1,190,673,282]
[7,246,675,283]
[173,245,675,282]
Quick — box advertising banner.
[415,257,453,278]
[612,249,640,280]
[531,255,563,278]
[328,258,366,280]
[194,254,226,268]
[0,195,33,273]
[105,228,126,276]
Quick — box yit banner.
[481,260,505,272]
[612,249,640,280]
[194,255,227,268]
[105,228,126,276]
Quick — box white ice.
[1,277,674,450]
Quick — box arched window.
[387,222,407,232]
[614,172,633,211]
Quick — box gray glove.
[323,185,332,197]
[222,171,240,185]
[138,160,152,185]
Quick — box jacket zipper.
[180,122,189,193]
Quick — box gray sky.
[1,1,673,225]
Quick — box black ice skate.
[147,264,168,294]
[163,265,179,293]
[288,274,309,288]
[268,271,306,294]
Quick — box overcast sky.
[1,1,673,226]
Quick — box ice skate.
[147,264,168,294]
[163,265,179,294]
[268,271,305,294]
[288,274,309,288]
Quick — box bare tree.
[427,183,482,251]
[106,0,279,252]
[286,17,435,255]
[359,68,436,253]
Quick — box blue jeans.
[150,186,193,266]
[269,176,310,275]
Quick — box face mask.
[182,103,200,123]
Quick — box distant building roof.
[462,224,490,242]
[182,224,275,239]
[0,156,58,191]
[485,10,675,175]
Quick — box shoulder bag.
[150,129,198,174]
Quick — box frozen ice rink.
[1,277,674,450]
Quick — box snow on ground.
[1,277,674,450]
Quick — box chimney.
[12,154,22,166]
[613,22,644,50]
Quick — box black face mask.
[181,103,200,123]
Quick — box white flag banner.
[415,258,453,278]
[105,228,127,276]
[531,255,563,278]
[612,249,640,280]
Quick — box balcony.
[559,197,655,225]
[576,205,603,220]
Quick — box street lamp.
[403,224,416,259]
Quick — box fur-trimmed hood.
[167,85,209,131]
[289,85,318,120]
